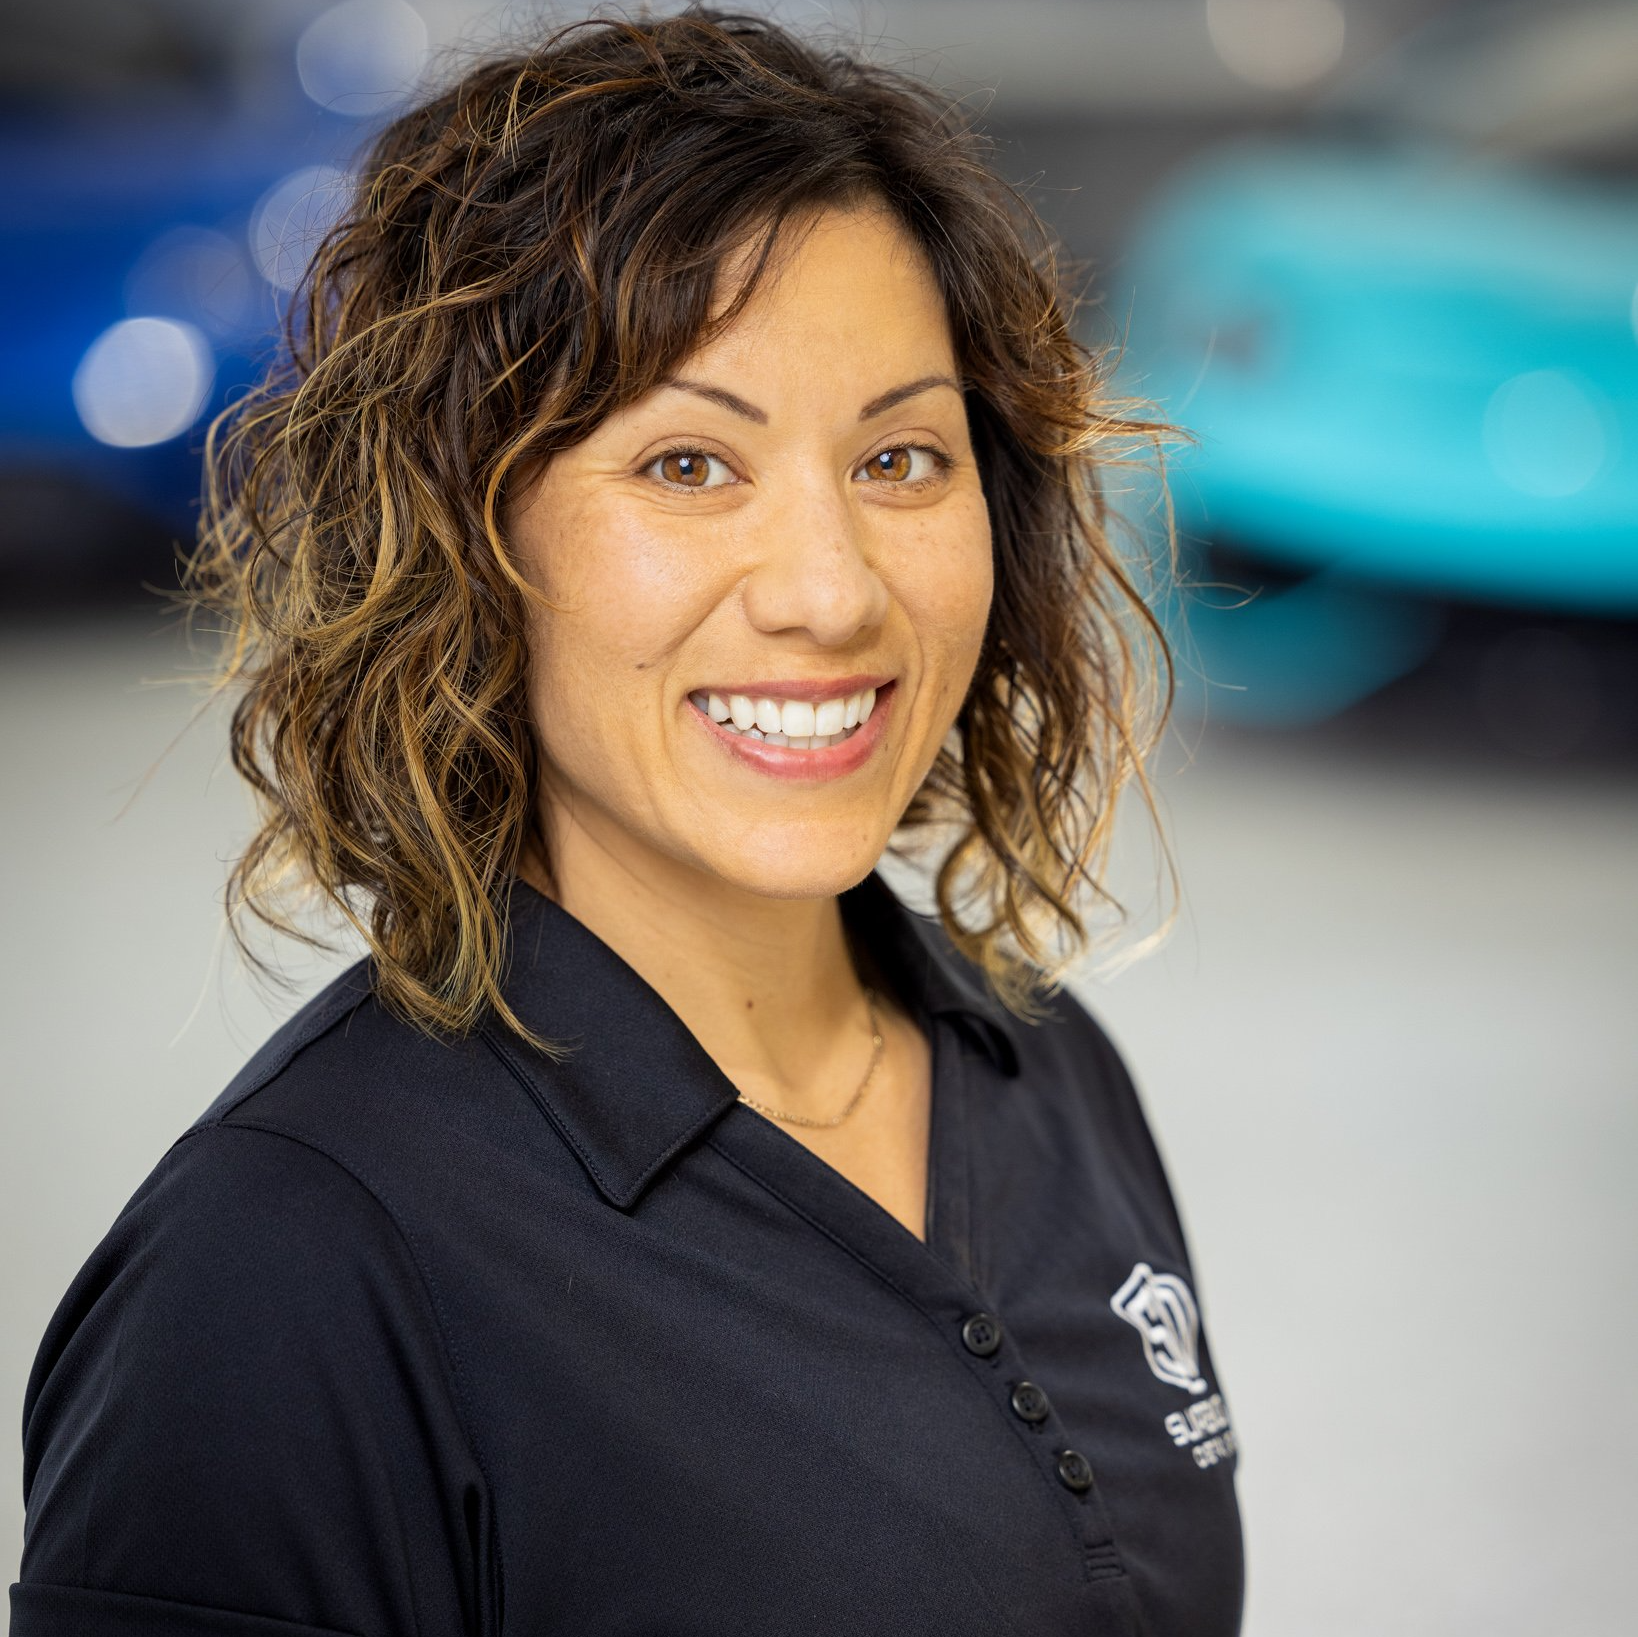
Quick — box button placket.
[951,1302,1126,1588]
[956,1309,1102,1508]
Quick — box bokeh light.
[296,0,429,118]
[71,317,214,449]
[1482,369,1609,499]
[250,165,354,292]
[1206,0,1347,91]
[123,226,258,338]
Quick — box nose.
[739,476,890,646]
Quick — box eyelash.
[643,442,955,495]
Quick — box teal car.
[1114,136,1638,724]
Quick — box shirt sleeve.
[9,1122,493,1637]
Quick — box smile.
[686,687,876,749]
[685,680,895,781]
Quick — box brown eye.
[857,445,948,486]
[864,447,913,482]
[657,450,715,487]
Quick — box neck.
[518,805,876,1118]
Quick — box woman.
[11,7,1243,1635]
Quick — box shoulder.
[186,955,430,1139]
[1007,971,1146,1117]
[17,1116,487,1631]
[21,958,528,1454]
[178,954,553,1212]
[188,955,379,1128]
[1010,978,1197,1258]
[22,1120,443,1448]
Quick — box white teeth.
[690,683,884,748]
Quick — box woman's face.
[509,201,993,902]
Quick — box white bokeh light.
[250,165,353,292]
[1206,0,1347,91]
[296,0,429,117]
[72,317,215,449]
[1483,370,1609,499]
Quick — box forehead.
[695,201,954,363]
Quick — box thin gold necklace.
[735,988,884,1129]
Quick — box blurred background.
[3,1,1635,1631]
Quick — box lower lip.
[687,683,895,781]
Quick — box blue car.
[0,0,432,596]
[1,100,363,582]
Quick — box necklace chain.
[735,988,884,1128]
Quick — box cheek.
[897,495,994,688]
[528,497,723,715]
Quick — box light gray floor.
[3,612,1635,1634]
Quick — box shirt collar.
[483,871,1021,1210]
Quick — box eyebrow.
[657,373,963,425]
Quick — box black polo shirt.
[11,871,1244,1636]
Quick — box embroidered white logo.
[1110,1261,1208,1394]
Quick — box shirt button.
[1056,1449,1094,1493]
[1010,1381,1051,1424]
[960,1312,1004,1357]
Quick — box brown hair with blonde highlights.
[180,2,1180,1053]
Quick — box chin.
[694,828,886,902]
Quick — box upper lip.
[694,674,895,703]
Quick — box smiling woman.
[509,203,997,938]
[11,8,1243,1637]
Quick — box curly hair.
[178,2,1181,1054]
